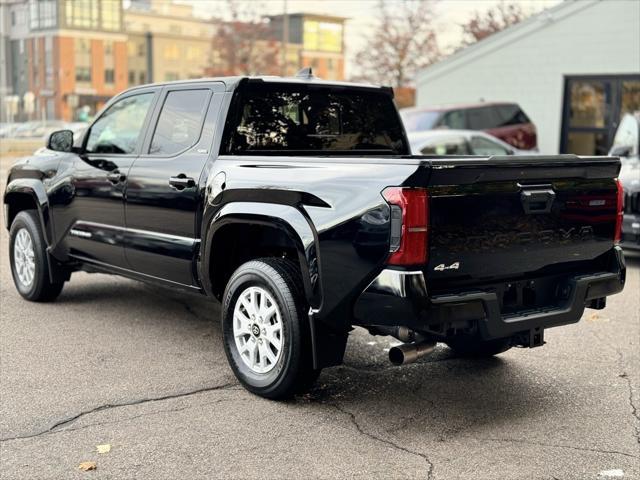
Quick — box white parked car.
[408,129,537,156]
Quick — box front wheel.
[9,210,64,302]
[222,258,320,399]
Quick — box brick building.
[4,0,127,121]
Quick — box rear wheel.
[222,258,320,399]
[446,336,512,357]
[9,210,64,302]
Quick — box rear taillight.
[615,179,624,244]
[382,187,429,266]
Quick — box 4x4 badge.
[434,262,460,271]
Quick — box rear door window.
[496,104,530,126]
[440,110,465,129]
[149,89,210,155]
[466,106,501,130]
[223,83,408,155]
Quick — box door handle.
[107,171,125,184]
[169,175,195,190]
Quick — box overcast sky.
[179,0,562,78]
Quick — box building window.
[44,36,53,88]
[105,69,115,85]
[65,0,98,29]
[128,71,136,85]
[11,11,15,26]
[303,20,342,53]
[164,72,179,81]
[32,39,39,83]
[186,46,202,61]
[139,72,146,84]
[29,0,57,30]
[164,45,179,60]
[101,0,121,31]
[75,38,92,84]
[76,67,92,83]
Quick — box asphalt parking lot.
[0,154,639,479]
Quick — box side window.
[420,136,470,155]
[470,136,510,155]
[497,105,530,126]
[86,93,154,154]
[467,106,500,130]
[441,110,465,129]
[149,89,210,155]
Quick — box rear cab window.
[222,81,409,155]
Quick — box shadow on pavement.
[49,272,565,439]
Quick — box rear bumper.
[354,247,626,340]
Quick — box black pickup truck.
[4,73,626,399]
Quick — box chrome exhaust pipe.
[389,340,436,366]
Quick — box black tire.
[222,258,320,399]
[9,210,64,302]
[446,336,512,358]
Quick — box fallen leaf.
[78,461,97,471]
[96,444,111,454]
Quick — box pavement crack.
[0,382,237,443]
[590,330,640,447]
[481,437,639,459]
[329,403,435,479]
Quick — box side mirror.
[609,144,632,158]
[47,130,74,153]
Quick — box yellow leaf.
[96,444,111,454]
[78,461,97,471]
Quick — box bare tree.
[353,0,440,87]
[209,0,280,76]
[460,2,529,46]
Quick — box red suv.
[400,102,538,151]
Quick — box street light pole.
[282,0,288,76]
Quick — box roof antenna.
[296,67,315,79]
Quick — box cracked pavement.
[1,155,639,479]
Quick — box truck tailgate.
[420,155,621,286]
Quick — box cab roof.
[125,74,386,94]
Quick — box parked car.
[609,112,640,251]
[4,74,625,399]
[0,123,19,138]
[12,120,67,139]
[408,129,533,156]
[401,102,537,150]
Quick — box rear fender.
[201,201,322,309]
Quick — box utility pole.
[281,0,288,76]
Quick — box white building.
[415,0,640,155]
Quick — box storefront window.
[569,81,609,128]
[562,76,640,155]
[621,81,640,116]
